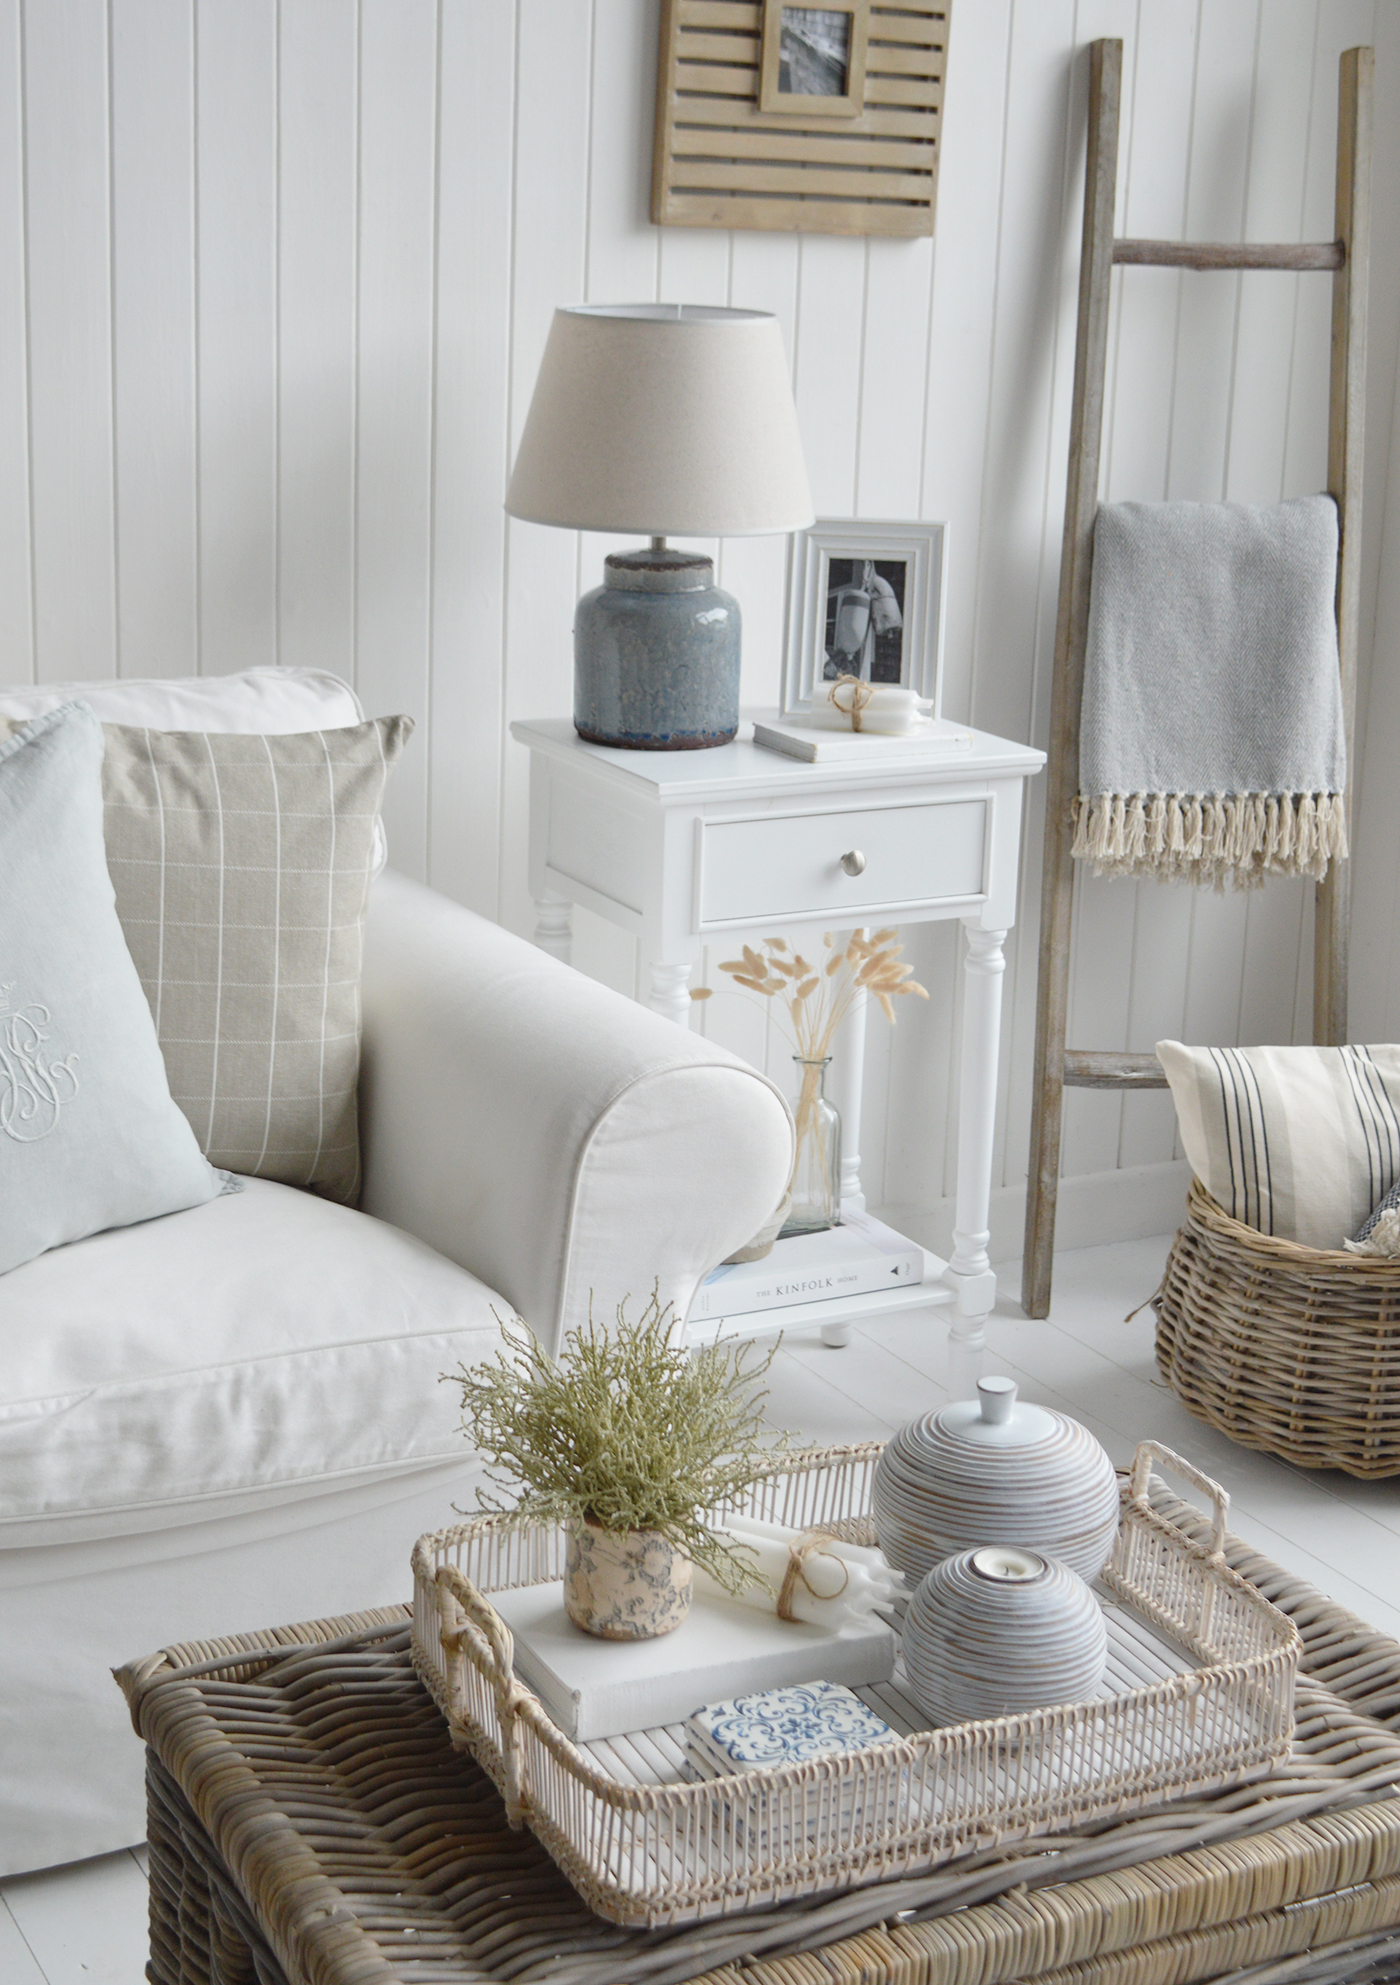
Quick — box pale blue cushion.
[0,703,227,1275]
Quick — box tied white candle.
[811,677,935,736]
[692,1513,903,1629]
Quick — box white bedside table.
[511,715,1044,1368]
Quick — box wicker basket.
[1155,1178,1400,1479]
[411,1439,1298,1928]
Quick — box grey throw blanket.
[1072,496,1347,887]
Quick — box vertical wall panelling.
[196,0,278,678]
[855,238,934,520]
[895,0,1011,1228]
[110,0,197,678]
[1347,3,1399,793]
[430,0,516,920]
[1177,4,1299,1066]
[1350,3,1400,1043]
[0,0,31,683]
[24,0,116,681]
[586,0,660,305]
[959,0,1078,1218]
[1106,0,1202,1176]
[354,0,439,882]
[1042,0,1141,1191]
[790,234,865,519]
[277,0,358,688]
[501,0,594,945]
[1229,0,1322,1060]
[725,229,799,715]
[3,2,1400,1262]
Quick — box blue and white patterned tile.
[688,1680,896,1774]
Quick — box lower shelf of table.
[684,1246,957,1347]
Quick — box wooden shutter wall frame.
[652,1,950,239]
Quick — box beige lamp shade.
[505,304,814,538]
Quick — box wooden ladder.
[1022,38,1372,1319]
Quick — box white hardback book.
[490,1581,896,1742]
[750,709,973,763]
[692,1207,923,1321]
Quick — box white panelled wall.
[3,1,1400,1270]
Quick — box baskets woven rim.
[1185,1175,1400,1273]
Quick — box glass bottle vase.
[780,1055,842,1237]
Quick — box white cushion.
[1158,1039,1400,1249]
[0,664,364,732]
[0,1175,504,1539]
[0,666,389,873]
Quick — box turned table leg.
[532,894,573,966]
[947,923,1007,1384]
[648,960,695,1028]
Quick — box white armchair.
[0,673,792,1877]
[359,871,791,1352]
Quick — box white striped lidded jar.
[902,1545,1108,1725]
[872,1377,1120,1585]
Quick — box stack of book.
[749,707,973,763]
[489,1581,895,1743]
[692,1207,924,1322]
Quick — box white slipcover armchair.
[0,672,792,1877]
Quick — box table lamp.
[505,304,814,750]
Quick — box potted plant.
[446,1294,788,1641]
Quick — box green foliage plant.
[445,1292,791,1596]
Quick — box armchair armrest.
[358,872,793,1355]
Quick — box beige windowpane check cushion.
[100,716,412,1202]
[1157,1039,1400,1250]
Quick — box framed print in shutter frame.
[652,1,951,239]
[758,5,869,118]
[781,518,947,717]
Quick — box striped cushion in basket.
[101,715,412,1204]
[1156,1039,1400,1251]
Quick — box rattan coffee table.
[117,1496,1400,1985]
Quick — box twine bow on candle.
[828,675,875,731]
[776,1529,851,1621]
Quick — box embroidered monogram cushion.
[0,704,226,1277]
[99,714,412,1203]
[1157,1039,1400,1249]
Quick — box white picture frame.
[780,519,948,717]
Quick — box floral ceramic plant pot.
[564,1521,693,1640]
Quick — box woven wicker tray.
[409,1439,1300,1927]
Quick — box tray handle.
[1128,1440,1229,1562]
[434,1563,531,1826]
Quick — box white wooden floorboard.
[0,1896,48,1985]
[0,1850,149,1985]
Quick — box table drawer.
[698,798,988,926]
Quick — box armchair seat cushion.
[0,1175,500,1543]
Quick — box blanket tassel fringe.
[1070,791,1348,889]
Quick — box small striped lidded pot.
[902,1545,1108,1725]
[872,1376,1120,1585]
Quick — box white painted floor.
[6,1229,1400,1982]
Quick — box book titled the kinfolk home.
[692,1208,923,1321]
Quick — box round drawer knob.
[840,849,867,877]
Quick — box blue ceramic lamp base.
[573,543,741,751]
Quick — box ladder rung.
[1063,1051,1168,1090]
[1113,237,1344,272]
